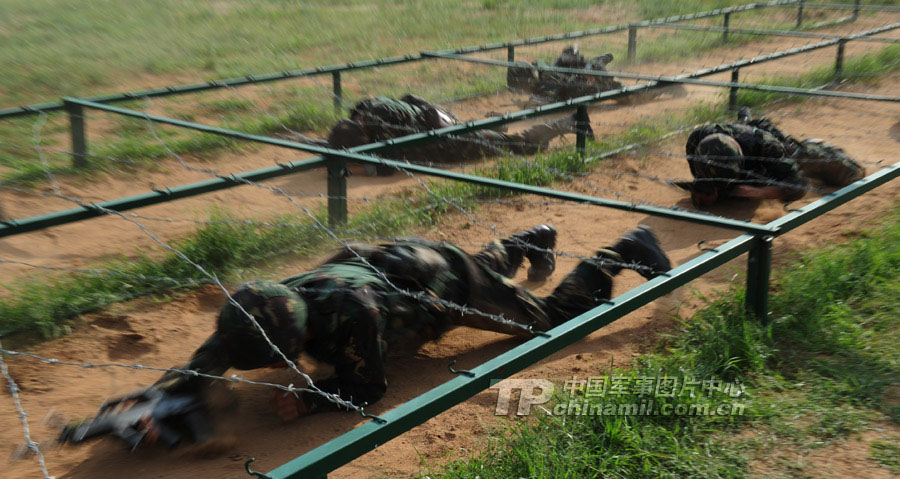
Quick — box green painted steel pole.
[723,12,731,43]
[797,0,804,28]
[852,0,860,21]
[332,72,343,115]
[575,105,588,156]
[835,38,846,81]
[326,156,348,226]
[745,235,773,323]
[627,25,638,63]
[729,69,740,111]
[63,100,88,168]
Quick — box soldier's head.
[216,280,308,370]
[328,119,369,150]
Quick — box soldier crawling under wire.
[507,45,687,105]
[59,225,671,448]
[297,93,593,176]
[672,107,865,206]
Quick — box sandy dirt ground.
[1,17,899,479]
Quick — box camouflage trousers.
[458,239,620,335]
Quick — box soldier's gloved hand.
[270,390,309,421]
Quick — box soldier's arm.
[275,301,388,419]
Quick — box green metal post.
[327,156,348,226]
[745,235,773,323]
[729,68,740,111]
[627,25,638,63]
[852,0,860,21]
[796,0,804,28]
[835,38,846,82]
[64,100,88,168]
[723,12,731,43]
[332,72,342,116]
[507,44,515,62]
[575,105,588,157]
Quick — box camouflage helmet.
[216,280,308,370]
[696,133,743,160]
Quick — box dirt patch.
[750,426,900,479]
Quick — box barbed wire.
[0,181,366,414]
[0,341,51,479]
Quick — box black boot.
[609,226,671,279]
[507,224,557,281]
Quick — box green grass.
[427,211,900,479]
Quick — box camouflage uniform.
[335,95,578,175]
[156,236,627,413]
[509,47,622,102]
[744,117,865,187]
[684,122,808,201]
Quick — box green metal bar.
[346,157,776,234]
[425,48,900,103]
[0,157,327,238]
[835,38,846,81]
[797,0,804,29]
[852,0,860,21]
[575,105,588,156]
[648,23,900,44]
[729,69,740,111]
[332,72,343,115]
[723,12,731,43]
[326,156,348,226]
[627,24,638,62]
[799,2,900,13]
[767,161,900,235]
[63,100,88,168]
[0,0,802,120]
[266,233,757,479]
[745,235,773,323]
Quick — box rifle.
[58,387,212,450]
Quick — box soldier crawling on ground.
[507,45,623,103]
[673,108,865,206]
[507,45,686,105]
[298,94,593,176]
[60,225,671,448]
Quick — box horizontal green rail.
[425,52,900,103]
[0,0,801,120]
[266,232,759,479]
[0,157,326,237]
[648,23,900,43]
[768,160,900,234]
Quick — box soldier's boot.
[608,226,671,280]
[505,224,557,281]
